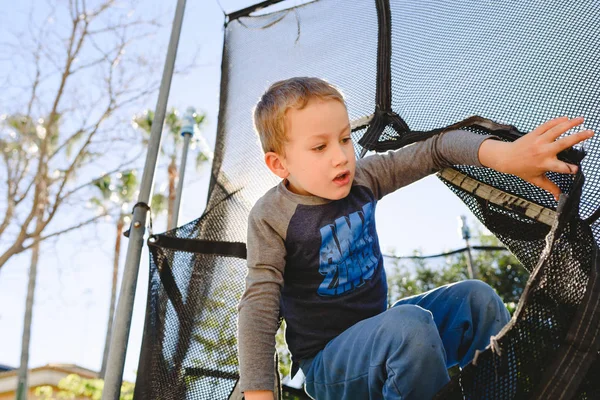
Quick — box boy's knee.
[452,280,510,321]
[376,305,446,366]
[380,305,438,338]
[452,279,500,303]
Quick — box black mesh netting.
[133,0,600,399]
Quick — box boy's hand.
[479,116,594,200]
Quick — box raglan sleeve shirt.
[356,129,491,200]
[237,192,291,393]
[237,129,494,393]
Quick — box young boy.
[237,77,593,400]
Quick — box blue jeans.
[299,280,510,400]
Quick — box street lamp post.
[170,107,195,230]
[459,215,477,279]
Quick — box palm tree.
[91,171,168,378]
[132,108,209,229]
[8,114,60,400]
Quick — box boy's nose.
[332,144,348,166]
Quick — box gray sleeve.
[355,129,494,199]
[237,204,286,392]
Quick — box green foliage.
[1,114,61,161]
[65,130,85,158]
[191,286,239,370]
[92,171,138,204]
[276,320,292,378]
[151,193,167,215]
[90,170,139,222]
[187,282,239,380]
[193,113,206,127]
[196,151,210,170]
[164,110,183,143]
[277,320,312,399]
[34,374,134,400]
[132,110,154,136]
[281,386,312,400]
[474,234,529,305]
[132,108,207,158]
[131,106,210,226]
[386,231,529,311]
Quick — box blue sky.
[0,0,479,383]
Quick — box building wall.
[0,366,97,400]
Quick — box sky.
[0,0,481,384]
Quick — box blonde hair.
[253,77,345,155]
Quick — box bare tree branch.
[57,150,144,202]
[70,56,111,74]
[21,211,113,253]
[26,43,42,118]
[87,19,160,36]
[0,0,165,271]
[87,0,117,19]
[42,106,112,234]
[0,154,16,238]
[15,173,34,205]
[5,12,87,260]
[48,128,86,161]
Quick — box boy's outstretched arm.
[478,116,595,200]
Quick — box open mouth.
[333,171,350,183]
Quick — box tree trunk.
[100,217,125,379]
[15,236,40,400]
[16,157,47,399]
[167,156,178,229]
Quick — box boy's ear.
[265,151,289,179]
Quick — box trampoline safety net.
[133,0,600,399]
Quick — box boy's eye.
[313,144,326,151]
[341,137,352,144]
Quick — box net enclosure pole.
[170,107,195,230]
[101,0,188,398]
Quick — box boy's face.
[267,98,356,200]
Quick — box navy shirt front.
[283,185,387,362]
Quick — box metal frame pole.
[101,0,187,397]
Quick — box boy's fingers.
[551,130,594,152]
[531,175,560,201]
[543,117,585,141]
[548,161,578,175]
[532,116,570,136]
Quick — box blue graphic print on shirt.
[317,201,379,296]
